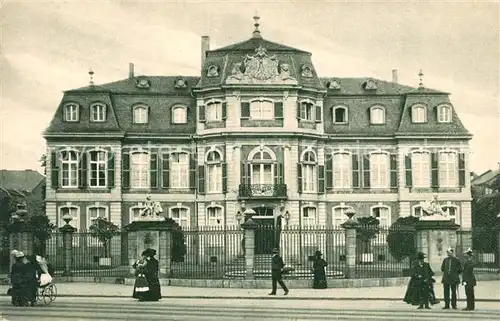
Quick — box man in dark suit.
[441,248,462,309]
[269,248,289,295]
[462,248,476,311]
[413,252,434,309]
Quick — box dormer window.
[437,105,452,123]
[64,103,79,122]
[327,80,341,90]
[90,103,106,122]
[133,105,148,124]
[174,78,187,89]
[370,106,386,124]
[333,106,348,124]
[412,105,427,123]
[136,77,151,89]
[172,105,187,124]
[364,79,377,90]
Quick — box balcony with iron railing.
[238,184,287,199]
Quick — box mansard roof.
[213,36,309,54]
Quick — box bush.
[386,216,419,262]
[89,217,119,257]
[163,218,187,262]
[356,216,381,253]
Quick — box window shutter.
[222,102,227,120]
[222,162,228,193]
[79,151,87,189]
[274,102,283,119]
[246,163,252,185]
[108,151,115,188]
[241,161,248,186]
[150,152,158,188]
[273,162,279,185]
[296,101,301,120]
[405,154,412,187]
[458,152,466,187]
[241,102,250,119]
[122,151,130,189]
[161,154,170,188]
[431,152,439,188]
[50,151,59,189]
[315,105,322,123]
[318,165,325,194]
[390,153,398,188]
[297,163,303,193]
[362,153,370,188]
[352,153,360,188]
[325,156,333,190]
[189,154,196,189]
[197,165,205,194]
[199,105,206,122]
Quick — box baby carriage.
[35,256,57,305]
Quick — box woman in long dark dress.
[312,250,328,289]
[140,249,162,301]
[25,254,42,306]
[10,251,29,306]
[132,254,149,301]
[403,253,438,307]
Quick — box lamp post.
[283,210,290,227]
[236,211,243,225]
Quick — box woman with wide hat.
[403,252,436,309]
[312,250,328,289]
[137,248,162,301]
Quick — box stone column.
[341,213,358,279]
[415,217,460,274]
[159,229,172,278]
[241,218,258,280]
[59,224,76,277]
[127,230,138,276]
[9,232,22,268]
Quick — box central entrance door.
[253,207,278,254]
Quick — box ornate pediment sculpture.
[135,196,165,222]
[226,45,297,85]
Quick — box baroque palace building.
[44,19,472,255]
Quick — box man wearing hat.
[440,248,462,309]
[413,252,434,309]
[462,248,476,311]
[269,248,289,295]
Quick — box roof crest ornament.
[418,69,424,88]
[88,69,95,86]
[252,13,262,38]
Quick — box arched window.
[206,150,222,193]
[370,106,385,124]
[206,101,223,121]
[172,105,187,124]
[439,151,458,187]
[249,148,275,186]
[88,149,107,188]
[60,150,79,188]
[301,150,317,192]
[90,103,106,122]
[412,151,430,188]
[170,206,189,227]
[299,101,315,121]
[250,100,274,120]
[412,105,427,123]
[332,152,351,188]
[437,105,452,123]
[170,152,189,188]
[130,151,149,188]
[302,206,317,227]
[371,205,391,227]
[59,205,79,229]
[333,106,348,123]
[87,205,108,230]
[64,103,79,122]
[133,105,148,124]
[207,205,223,226]
[370,152,390,188]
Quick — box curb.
[0,294,499,302]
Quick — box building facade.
[43,21,472,256]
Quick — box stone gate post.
[59,222,76,277]
[241,218,258,280]
[341,210,358,279]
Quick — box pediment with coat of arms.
[226,45,297,85]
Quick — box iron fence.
[354,225,413,278]
[457,227,499,273]
[170,225,245,279]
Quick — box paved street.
[0,297,499,321]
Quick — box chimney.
[129,63,134,79]
[392,69,398,84]
[201,36,210,70]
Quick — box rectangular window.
[302,164,316,192]
[300,102,314,121]
[412,107,426,123]
[89,151,107,188]
[131,152,149,188]
[370,153,389,188]
[412,152,430,188]
[251,164,273,185]
[206,163,222,193]
[87,207,107,229]
[130,207,145,223]
[439,152,458,187]
[333,153,351,188]
[207,207,222,226]
[133,107,148,124]
[372,207,390,227]
[170,153,189,188]
[172,107,187,124]
[333,207,349,228]
[442,206,457,222]
[438,107,452,123]
[250,101,274,120]
[302,207,317,226]
[91,104,106,122]
[64,105,79,122]
[61,151,79,188]
[206,102,222,121]
[413,207,423,217]
[171,208,189,227]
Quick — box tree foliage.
[471,194,500,252]
[89,217,120,257]
[163,217,187,262]
[355,216,381,253]
[386,216,419,262]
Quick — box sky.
[1,1,499,175]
